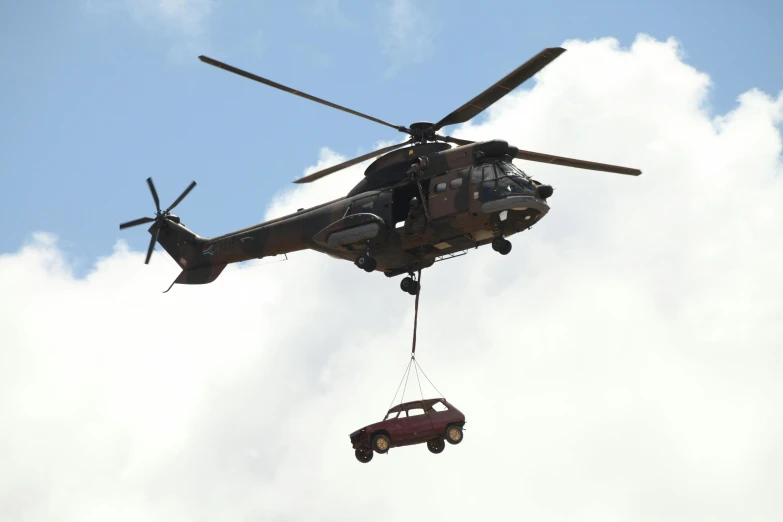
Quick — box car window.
[430,401,448,412]
[407,407,425,417]
[434,182,447,194]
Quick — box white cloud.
[83,0,215,57]
[2,34,783,521]
[301,0,349,27]
[378,0,438,78]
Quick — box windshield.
[497,161,527,177]
[495,162,536,195]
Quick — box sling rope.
[411,267,422,355]
[384,267,449,416]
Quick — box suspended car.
[350,398,466,463]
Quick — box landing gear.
[400,274,420,295]
[355,253,377,272]
[492,237,512,255]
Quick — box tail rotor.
[119,177,197,264]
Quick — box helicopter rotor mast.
[197,46,641,182]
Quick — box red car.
[349,398,466,463]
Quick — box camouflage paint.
[133,46,641,290]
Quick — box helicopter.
[119,46,641,294]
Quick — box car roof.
[387,398,446,413]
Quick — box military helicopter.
[120,46,641,294]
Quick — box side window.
[434,182,447,194]
[353,196,376,214]
[396,410,407,418]
[430,401,448,412]
[407,407,425,417]
[449,177,463,189]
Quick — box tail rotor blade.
[166,181,197,212]
[147,177,161,212]
[145,226,159,264]
[119,217,155,230]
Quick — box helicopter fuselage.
[152,140,552,289]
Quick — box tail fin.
[154,221,228,292]
[118,177,228,292]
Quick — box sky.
[1,1,783,521]
[1,0,782,266]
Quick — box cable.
[413,356,425,402]
[385,357,413,416]
[414,358,445,400]
[399,359,413,409]
[411,267,422,355]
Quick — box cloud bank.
[2,35,782,521]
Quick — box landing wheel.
[445,425,463,445]
[372,434,390,454]
[355,448,373,463]
[355,254,377,272]
[492,237,512,255]
[427,439,445,454]
[400,277,419,295]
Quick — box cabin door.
[428,167,471,220]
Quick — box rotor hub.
[408,121,437,143]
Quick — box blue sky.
[1,0,781,274]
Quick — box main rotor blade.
[439,135,641,175]
[431,47,566,132]
[166,181,197,213]
[119,217,155,230]
[516,149,642,176]
[199,55,406,134]
[145,226,159,265]
[147,177,161,212]
[438,135,475,146]
[294,140,414,184]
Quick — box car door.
[386,410,409,441]
[428,167,470,220]
[405,403,434,439]
[427,399,452,433]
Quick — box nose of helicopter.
[537,184,554,199]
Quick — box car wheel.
[445,425,463,445]
[355,448,373,463]
[427,439,445,454]
[372,433,390,454]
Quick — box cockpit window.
[479,164,498,200]
[496,161,535,195]
[497,161,527,177]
